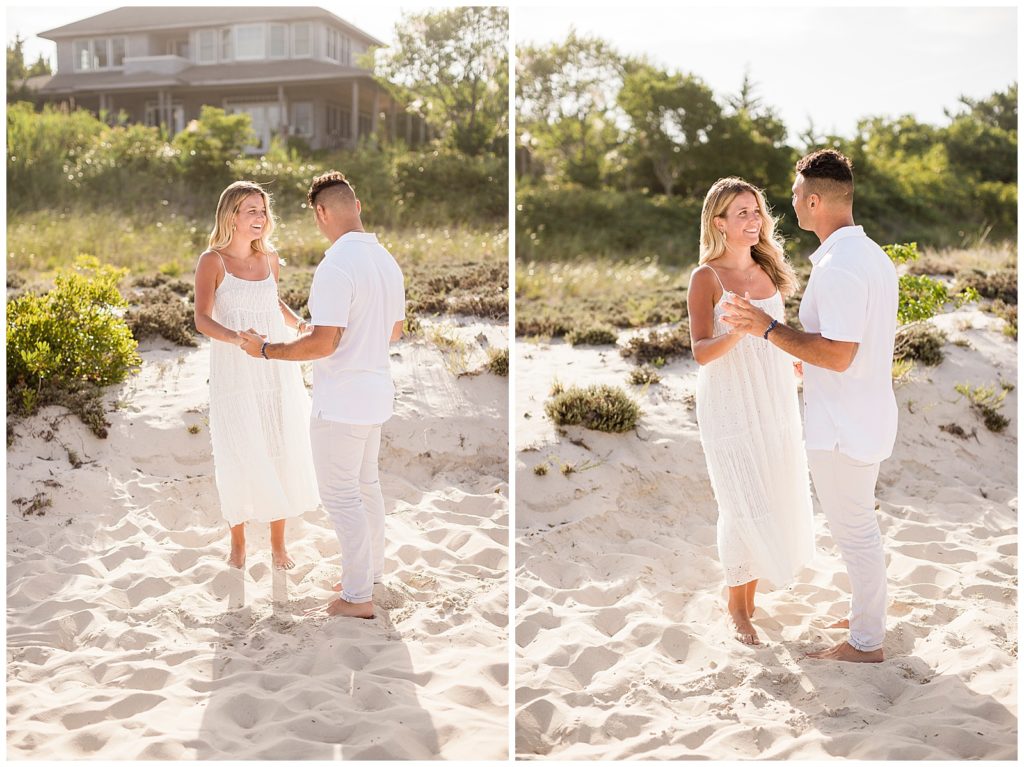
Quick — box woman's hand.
[793,361,803,380]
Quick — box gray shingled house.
[35,6,427,153]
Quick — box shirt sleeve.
[308,263,353,328]
[814,265,868,343]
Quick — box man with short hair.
[723,149,898,662]
[240,170,406,619]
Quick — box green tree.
[516,31,624,186]
[618,62,721,196]
[373,6,508,156]
[171,105,256,188]
[7,35,51,104]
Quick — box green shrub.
[893,322,946,366]
[7,102,106,211]
[955,382,1010,433]
[620,324,691,364]
[486,347,509,376]
[395,148,507,224]
[544,383,640,433]
[566,325,618,346]
[517,187,702,264]
[883,242,979,324]
[71,122,180,203]
[7,256,141,435]
[172,106,257,189]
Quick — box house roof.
[38,6,386,48]
[39,59,373,94]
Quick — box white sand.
[515,307,1016,759]
[6,320,508,760]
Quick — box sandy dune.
[7,319,508,760]
[515,307,1016,759]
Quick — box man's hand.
[720,292,774,337]
[239,328,266,358]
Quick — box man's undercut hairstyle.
[796,149,854,202]
[307,170,356,209]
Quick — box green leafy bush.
[72,122,180,203]
[395,148,507,223]
[172,106,257,189]
[7,102,105,211]
[7,255,141,432]
[545,383,640,432]
[566,324,619,346]
[884,242,979,324]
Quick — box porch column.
[277,84,288,142]
[388,99,396,142]
[350,80,359,145]
[371,89,380,136]
[157,90,165,131]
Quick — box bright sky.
[5,2,420,68]
[515,4,1018,139]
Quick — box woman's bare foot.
[228,525,246,568]
[729,606,760,645]
[272,548,295,570]
[325,598,374,619]
[805,640,883,663]
[744,579,758,618]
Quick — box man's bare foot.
[325,598,374,619]
[272,548,295,570]
[826,617,850,629]
[805,640,883,663]
[729,607,760,645]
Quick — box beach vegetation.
[566,325,619,346]
[545,383,640,433]
[955,382,1010,433]
[620,324,691,364]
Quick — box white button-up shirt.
[307,232,405,425]
[799,225,899,463]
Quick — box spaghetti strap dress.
[694,268,815,587]
[207,252,321,526]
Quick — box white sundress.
[694,270,815,587]
[208,254,321,527]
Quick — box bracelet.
[763,319,780,339]
[260,341,269,359]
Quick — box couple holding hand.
[193,172,405,619]
[690,149,898,662]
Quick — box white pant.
[310,417,385,604]
[807,447,886,652]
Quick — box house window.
[269,24,288,58]
[326,28,337,61]
[341,35,351,65]
[235,24,265,60]
[196,30,216,63]
[72,37,126,71]
[293,102,313,137]
[220,28,233,60]
[292,23,312,57]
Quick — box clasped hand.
[720,292,772,337]
[238,328,266,357]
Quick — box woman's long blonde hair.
[208,181,276,254]
[698,177,797,297]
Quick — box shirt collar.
[334,231,377,245]
[809,225,864,265]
